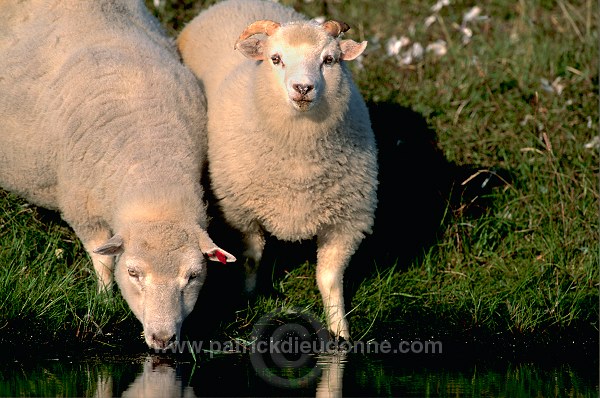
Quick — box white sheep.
[0,0,236,350]
[177,0,378,340]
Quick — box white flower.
[460,26,473,44]
[462,6,481,24]
[399,53,413,65]
[411,42,424,60]
[424,15,437,28]
[584,136,600,150]
[399,36,411,48]
[385,36,410,56]
[551,77,565,95]
[431,0,450,13]
[398,42,424,65]
[426,40,447,56]
[540,77,565,95]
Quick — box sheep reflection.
[92,353,345,397]
[315,353,346,398]
[122,356,196,398]
[93,356,196,398]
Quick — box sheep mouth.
[291,98,313,111]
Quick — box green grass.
[0,190,134,351]
[0,0,597,353]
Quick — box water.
[1,350,597,397]
[1,307,597,396]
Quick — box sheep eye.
[323,55,335,65]
[128,268,139,278]
[188,271,199,281]
[271,54,281,65]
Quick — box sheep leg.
[69,222,115,291]
[316,231,359,341]
[86,234,116,292]
[242,222,265,294]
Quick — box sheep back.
[0,0,207,221]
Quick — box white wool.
[177,0,378,340]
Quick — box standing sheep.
[177,0,378,340]
[0,0,235,350]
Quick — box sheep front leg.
[61,195,116,291]
[71,222,115,291]
[242,222,265,294]
[316,230,359,341]
[86,235,116,292]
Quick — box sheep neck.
[254,98,349,153]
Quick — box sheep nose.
[151,332,177,349]
[293,83,313,95]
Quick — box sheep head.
[235,19,367,113]
[94,222,235,350]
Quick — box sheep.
[177,0,378,340]
[0,0,236,350]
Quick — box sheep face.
[235,20,367,114]
[94,222,235,350]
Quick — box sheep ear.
[204,247,237,264]
[340,40,367,61]
[93,235,124,256]
[197,228,237,264]
[235,38,266,60]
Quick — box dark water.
[0,350,598,397]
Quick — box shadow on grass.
[346,101,510,286]
[188,101,511,342]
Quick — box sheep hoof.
[327,335,353,353]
